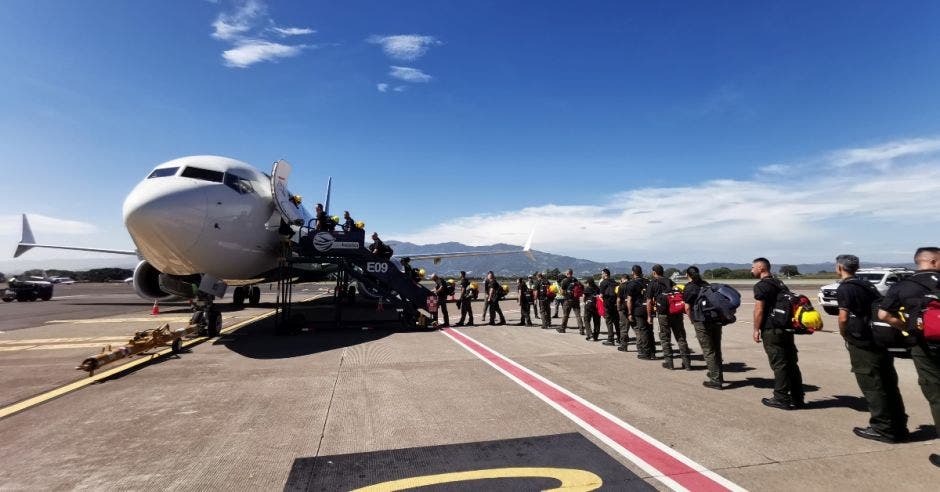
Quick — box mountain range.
[0,241,913,278]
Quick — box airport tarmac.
[0,282,937,490]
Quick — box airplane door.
[271,160,313,227]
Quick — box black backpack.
[766,278,800,330]
[693,284,742,326]
[445,281,456,296]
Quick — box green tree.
[779,265,800,277]
[710,267,732,279]
[664,267,679,278]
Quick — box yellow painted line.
[0,295,321,420]
[47,317,193,324]
[0,337,129,345]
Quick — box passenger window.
[885,276,898,285]
[180,167,224,182]
[147,167,178,178]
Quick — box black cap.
[401,257,411,263]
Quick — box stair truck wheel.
[232,286,245,306]
[248,286,261,306]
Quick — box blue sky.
[1,0,939,268]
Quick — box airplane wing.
[14,215,137,258]
[271,159,314,227]
[395,230,536,265]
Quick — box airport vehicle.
[817,267,915,315]
[2,278,54,302]
[14,156,531,334]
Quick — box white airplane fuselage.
[122,156,283,280]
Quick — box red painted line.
[443,328,735,492]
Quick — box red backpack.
[666,291,685,315]
[905,274,940,343]
[571,281,584,299]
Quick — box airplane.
[14,155,534,335]
[29,271,76,284]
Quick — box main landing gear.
[231,286,261,307]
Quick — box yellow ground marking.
[352,467,603,492]
[0,296,321,420]
[0,337,130,345]
[47,317,193,324]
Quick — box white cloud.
[222,40,307,68]
[211,0,265,41]
[271,26,315,37]
[392,138,940,263]
[376,83,388,92]
[389,66,431,83]
[828,137,940,168]
[757,164,790,175]
[393,85,407,92]
[368,34,440,61]
[210,0,312,68]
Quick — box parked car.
[817,267,914,315]
[1,278,54,302]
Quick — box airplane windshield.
[147,167,178,178]
[180,167,224,183]
[224,173,255,195]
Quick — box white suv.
[817,267,915,315]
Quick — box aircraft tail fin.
[324,177,333,216]
[14,214,36,258]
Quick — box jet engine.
[132,260,190,301]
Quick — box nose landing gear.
[191,295,222,337]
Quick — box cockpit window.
[180,167,224,183]
[224,173,256,194]
[147,167,178,178]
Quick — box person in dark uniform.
[481,271,493,324]
[528,274,540,321]
[456,271,474,326]
[559,269,584,334]
[646,264,691,370]
[314,203,331,231]
[534,272,552,329]
[487,272,506,325]
[683,266,723,389]
[369,233,392,260]
[599,269,620,346]
[431,273,449,327]
[582,277,601,340]
[616,274,632,351]
[752,257,805,410]
[516,278,534,326]
[401,257,416,284]
[878,247,940,466]
[625,265,653,359]
[834,254,909,442]
[342,211,356,232]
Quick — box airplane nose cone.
[123,182,208,269]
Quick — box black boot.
[681,355,692,370]
[662,358,674,370]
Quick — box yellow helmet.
[796,306,824,332]
[615,285,620,295]
[354,220,365,229]
[548,284,559,294]
[676,283,686,292]
[502,284,509,293]
[331,215,340,223]
[417,268,426,280]
[469,281,478,290]
[447,278,455,284]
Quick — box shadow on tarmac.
[723,377,821,393]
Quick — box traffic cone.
[151,300,160,316]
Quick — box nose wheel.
[191,297,222,337]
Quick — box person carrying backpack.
[559,269,584,334]
[431,274,450,327]
[625,265,653,359]
[684,266,723,389]
[752,257,805,410]
[534,272,553,329]
[455,271,475,326]
[646,264,691,370]
[878,246,940,467]
[599,269,621,346]
[486,271,506,326]
[834,254,909,443]
[582,277,601,341]
[516,278,534,326]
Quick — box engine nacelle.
[132,260,176,301]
